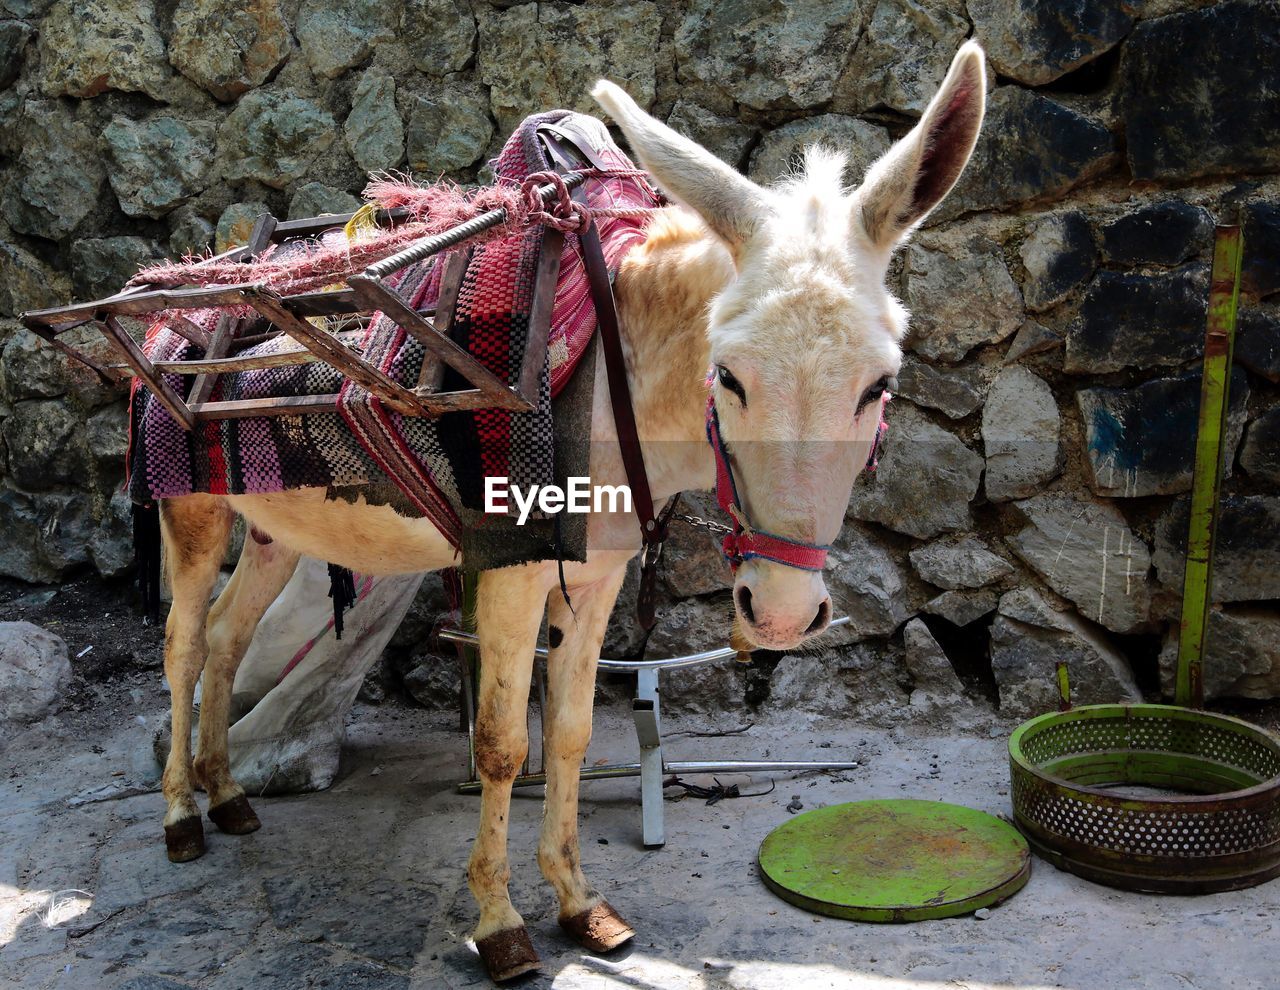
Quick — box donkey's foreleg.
[537,561,635,953]
[194,530,300,835]
[468,566,548,982]
[159,495,233,862]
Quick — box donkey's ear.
[592,79,772,254]
[853,41,986,252]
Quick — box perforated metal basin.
[1009,704,1280,893]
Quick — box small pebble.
[974,908,991,920]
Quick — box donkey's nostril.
[806,598,831,636]
[736,585,755,625]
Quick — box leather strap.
[577,196,672,629]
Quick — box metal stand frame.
[441,617,857,848]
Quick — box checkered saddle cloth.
[127,110,661,551]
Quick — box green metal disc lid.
[758,799,1030,922]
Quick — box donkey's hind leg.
[194,528,300,835]
[159,495,233,862]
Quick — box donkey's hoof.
[559,901,635,953]
[207,794,261,835]
[475,926,541,982]
[164,816,206,863]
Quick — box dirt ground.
[3,578,1280,990]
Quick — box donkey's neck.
[613,208,734,501]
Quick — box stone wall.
[1,0,1278,718]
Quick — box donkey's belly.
[224,488,458,576]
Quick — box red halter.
[704,391,890,573]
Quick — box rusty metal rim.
[1009,703,1280,809]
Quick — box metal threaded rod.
[361,170,589,280]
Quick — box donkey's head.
[594,43,985,649]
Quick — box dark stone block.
[1020,210,1096,311]
[1064,264,1208,373]
[1123,0,1280,181]
[1154,495,1280,601]
[0,20,33,89]
[934,87,1116,221]
[1243,201,1280,299]
[967,0,1136,86]
[1077,368,1249,497]
[1099,201,1214,267]
[1241,407,1280,484]
[1236,309,1280,382]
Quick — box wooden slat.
[244,213,278,259]
[279,287,362,317]
[187,314,235,407]
[347,275,530,411]
[417,251,468,390]
[270,206,410,240]
[99,316,194,430]
[163,313,212,349]
[517,227,564,403]
[154,347,322,375]
[247,290,430,416]
[23,284,260,327]
[190,394,340,420]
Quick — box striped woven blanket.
[127,111,661,555]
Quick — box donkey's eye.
[717,365,747,406]
[858,376,895,413]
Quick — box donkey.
[154,43,985,981]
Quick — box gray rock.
[676,0,860,113]
[982,366,1062,502]
[923,589,998,627]
[1003,320,1062,364]
[936,87,1115,221]
[89,489,133,578]
[218,91,337,190]
[905,237,1024,362]
[102,116,216,219]
[479,1,661,134]
[169,0,292,102]
[1243,202,1280,300]
[645,595,732,661]
[297,0,398,80]
[1007,494,1151,634]
[1241,407,1280,485]
[38,0,172,99]
[825,525,915,642]
[991,588,1140,716]
[2,399,88,489]
[1154,496,1280,603]
[750,116,890,187]
[662,500,732,599]
[1099,201,1215,267]
[968,0,1136,86]
[1159,607,1280,702]
[0,621,70,726]
[345,69,405,174]
[1236,309,1280,383]
[1077,369,1249,497]
[832,0,969,116]
[0,488,94,583]
[666,101,756,170]
[69,237,160,301]
[402,655,460,710]
[167,208,215,258]
[1123,0,1280,181]
[902,617,964,709]
[85,402,128,476]
[909,535,1012,591]
[3,102,107,240]
[603,556,647,659]
[405,81,493,174]
[1,329,71,401]
[403,0,476,75]
[0,20,33,89]
[1019,211,1096,312]
[768,642,906,719]
[288,183,362,221]
[847,402,983,539]
[1064,265,1208,374]
[893,355,985,420]
[0,236,73,316]
[215,202,271,254]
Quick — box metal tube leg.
[633,668,664,848]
